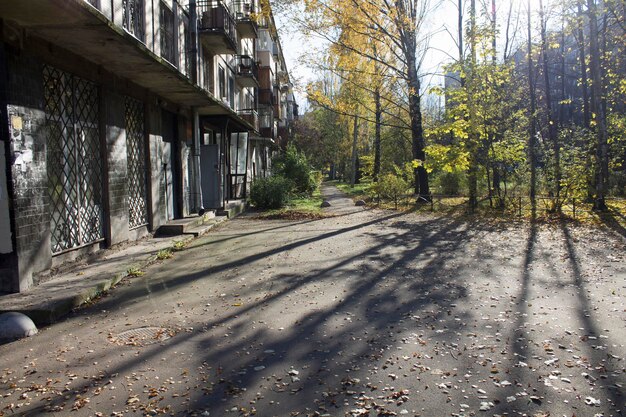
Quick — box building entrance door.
[200,144,222,209]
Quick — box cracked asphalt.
[1,184,624,417]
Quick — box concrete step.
[216,200,247,218]
[155,211,216,236]
[182,216,227,237]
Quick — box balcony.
[234,55,259,87]
[258,66,274,90]
[197,0,238,54]
[0,0,219,109]
[259,106,275,139]
[258,89,274,106]
[233,1,258,38]
[238,109,259,131]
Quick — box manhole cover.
[109,327,174,346]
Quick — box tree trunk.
[577,1,591,129]
[373,85,382,182]
[350,113,359,187]
[406,49,430,200]
[539,0,560,207]
[528,0,538,215]
[587,0,609,210]
[467,0,478,211]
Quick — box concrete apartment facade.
[0,0,298,293]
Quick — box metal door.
[200,144,222,209]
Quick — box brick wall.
[4,48,51,291]
[147,103,167,229]
[104,90,130,246]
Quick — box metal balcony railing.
[197,0,238,52]
[258,106,273,129]
[238,109,259,131]
[232,1,258,37]
[258,89,274,105]
[122,0,145,42]
[233,1,255,20]
[234,55,259,85]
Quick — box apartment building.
[0,0,297,293]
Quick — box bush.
[369,173,410,208]
[310,170,323,188]
[250,176,293,209]
[433,171,463,195]
[272,145,317,195]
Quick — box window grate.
[44,66,103,254]
[125,96,148,229]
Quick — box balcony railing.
[238,109,259,131]
[122,0,145,42]
[258,88,274,105]
[233,1,258,38]
[197,0,238,54]
[160,2,175,64]
[234,55,259,87]
[258,106,273,128]
[258,66,273,89]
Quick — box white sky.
[273,0,553,111]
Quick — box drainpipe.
[189,0,203,214]
[193,108,203,214]
[189,0,198,85]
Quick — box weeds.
[156,249,173,260]
[172,240,186,252]
[126,267,145,277]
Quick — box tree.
[300,0,433,199]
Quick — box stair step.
[156,211,217,236]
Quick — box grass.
[252,188,329,220]
[334,181,371,199]
[332,180,626,224]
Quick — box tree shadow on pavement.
[7,213,624,417]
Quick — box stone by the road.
[0,311,38,341]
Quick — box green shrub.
[250,175,293,209]
[369,173,410,208]
[272,145,317,195]
[311,170,323,188]
[434,171,463,195]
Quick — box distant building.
[0,0,296,293]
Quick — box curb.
[0,225,214,327]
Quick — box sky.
[273,0,552,112]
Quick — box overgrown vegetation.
[249,146,321,211]
[287,0,626,218]
[249,175,293,209]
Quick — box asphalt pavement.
[0,184,624,417]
